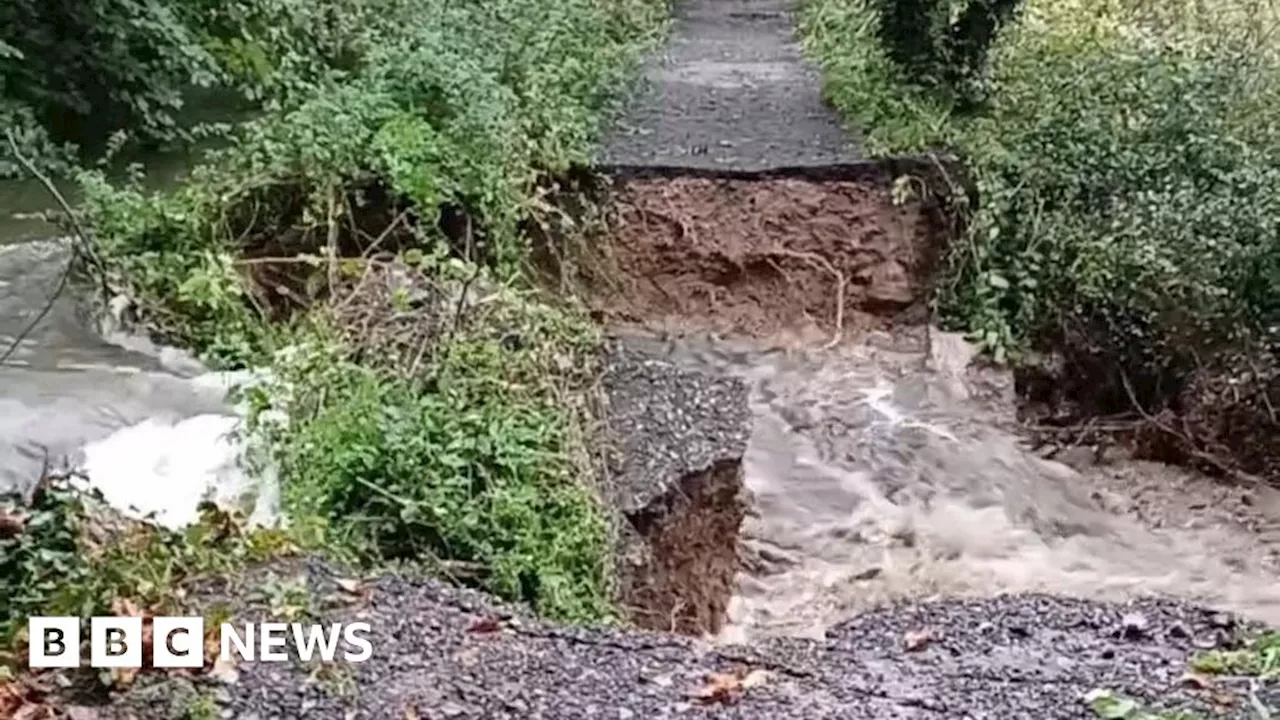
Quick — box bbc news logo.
[28,617,373,668]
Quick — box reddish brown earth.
[621,459,746,635]
[584,175,946,341]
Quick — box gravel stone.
[106,563,1277,719]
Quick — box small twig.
[1066,416,1097,451]
[334,258,378,311]
[1245,355,1279,425]
[326,187,341,297]
[647,275,681,311]
[1039,416,1097,460]
[448,215,482,341]
[362,209,410,259]
[4,129,105,280]
[668,598,687,633]
[0,132,90,365]
[233,255,328,266]
[0,250,71,366]
[406,323,435,378]
[229,197,261,249]
[633,205,687,241]
[342,192,363,246]
[658,184,696,244]
[1028,420,1142,434]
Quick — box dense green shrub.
[803,0,1280,473]
[803,0,1280,367]
[0,0,214,142]
[0,0,424,175]
[251,301,613,622]
[73,0,669,622]
[873,0,1024,103]
[82,0,669,364]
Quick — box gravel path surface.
[107,558,1275,719]
[599,0,859,170]
[601,339,750,515]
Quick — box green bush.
[251,301,612,622]
[873,0,1024,103]
[0,0,215,148]
[82,0,669,366]
[0,0,431,175]
[802,0,1280,384]
[73,0,669,624]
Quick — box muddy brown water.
[610,328,1280,643]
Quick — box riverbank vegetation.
[801,0,1280,481]
[2,0,670,680]
[1,0,443,176]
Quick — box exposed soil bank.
[579,165,952,341]
[621,458,745,635]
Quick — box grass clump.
[801,0,1280,477]
[1192,632,1280,678]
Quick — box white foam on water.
[73,370,281,531]
[1,239,282,529]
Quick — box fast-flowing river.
[0,161,272,528]
[610,331,1280,642]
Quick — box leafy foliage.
[1191,631,1280,677]
[873,0,1024,103]
[82,0,669,365]
[1086,629,1280,719]
[0,0,438,175]
[802,0,1280,422]
[0,478,292,668]
[0,0,216,146]
[249,299,614,622]
[64,0,669,628]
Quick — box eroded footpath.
[90,0,1280,716]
